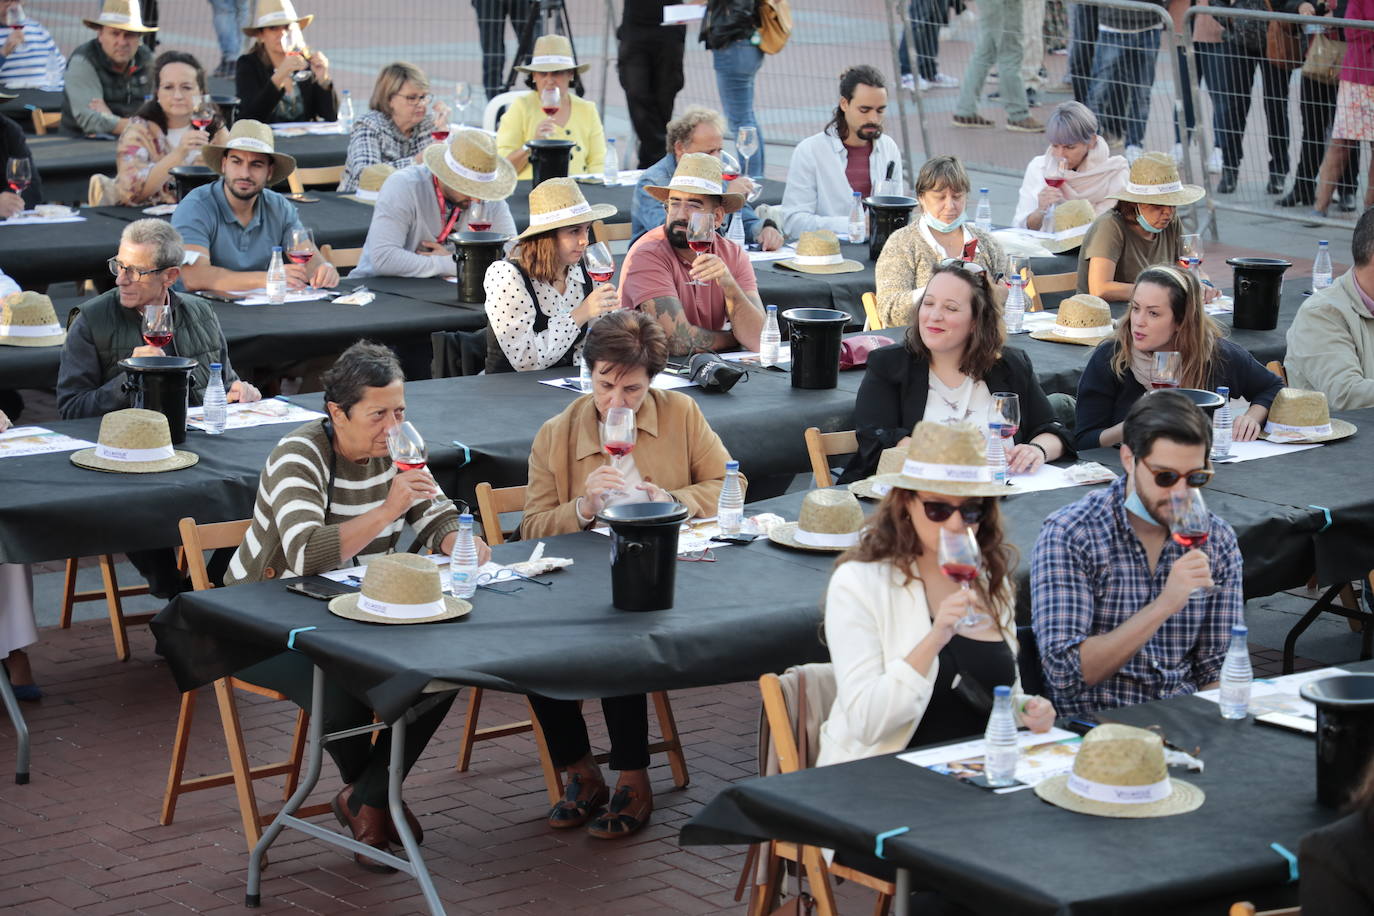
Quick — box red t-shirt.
[619,226,758,332]
[845,143,873,198]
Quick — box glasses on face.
[394,92,432,105]
[107,258,169,280]
[1139,458,1213,488]
[918,497,989,525]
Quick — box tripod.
[502,0,584,96]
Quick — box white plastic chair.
[482,90,525,133]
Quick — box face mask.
[1136,213,1164,235]
[1124,482,1160,527]
[924,211,966,234]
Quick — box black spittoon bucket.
[783,308,849,390]
[211,94,239,126]
[451,231,509,304]
[1300,674,1374,807]
[526,138,575,185]
[596,501,691,612]
[1226,257,1291,331]
[862,195,918,262]
[118,356,198,445]
[170,165,217,203]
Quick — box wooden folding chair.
[318,243,362,270]
[160,517,329,853]
[803,427,857,489]
[860,291,885,330]
[59,555,156,662]
[286,164,345,193]
[31,108,60,135]
[1027,270,1078,312]
[1229,903,1300,916]
[461,483,690,805]
[1265,360,1288,384]
[590,219,632,244]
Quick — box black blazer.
[235,48,338,124]
[1301,812,1374,915]
[840,342,1076,483]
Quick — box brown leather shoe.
[953,113,994,129]
[332,785,397,873]
[384,802,424,848]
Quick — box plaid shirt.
[338,109,437,193]
[1030,476,1243,715]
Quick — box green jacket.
[60,38,152,135]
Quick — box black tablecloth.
[681,685,1346,915]
[0,209,134,289]
[91,189,376,250]
[0,88,62,130]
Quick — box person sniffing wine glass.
[939,527,990,630]
[141,303,173,352]
[685,211,715,287]
[600,405,636,503]
[1168,487,1214,595]
[386,420,427,472]
[465,199,491,232]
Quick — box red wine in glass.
[603,441,635,459]
[990,422,1018,440]
[143,332,173,348]
[467,221,492,232]
[541,105,559,117]
[8,179,28,195]
[588,270,613,283]
[394,459,427,472]
[1150,380,1180,390]
[1044,177,1066,189]
[688,239,713,255]
[1172,530,1210,550]
[940,562,979,585]
[285,249,313,265]
[721,170,739,182]
[430,129,450,142]
[190,116,212,130]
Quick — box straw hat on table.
[0,292,66,348]
[1041,198,1096,254]
[775,231,864,275]
[873,421,1010,498]
[244,0,313,35]
[200,119,297,187]
[768,489,867,552]
[1111,152,1204,207]
[1034,723,1204,818]
[349,163,395,205]
[644,152,745,214]
[514,177,616,241]
[1261,388,1357,444]
[328,553,472,625]
[1029,294,1114,347]
[848,445,907,501]
[70,409,199,474]
[422,129,518,203]
[83,0,157,33]
[515,34,590,74]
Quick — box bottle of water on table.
[266,246,287,304]
[848,191,866,244]
[717,460,744,537]
[759,305,781,367]
[603,137,619,185]
[1211,386,1233,460]
[1312,240,1332,291]
[203,363,227,436]
[984,685,1019,787]
[1004,274,1026,334]
[975,188,993,232]
[450,513,479,599]
[986,425,1007,485]
[1219,624,1252,719]
[339,89,355,134]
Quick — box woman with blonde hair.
[1073,264,1283,450]
[338,62,447,193]
[235,0,337,124]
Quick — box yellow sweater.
[496,90,607,181]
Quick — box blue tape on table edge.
[1308,505,1332,533]
[287,626,317,650]
[1270,842,1299,883]
[451,441,471,467]
[874,826,909,859]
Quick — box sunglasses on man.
[1138,458,1214,488]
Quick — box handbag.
[839,334,895,370]
[1266,18,1304,69]
[1302,31,1347,85]
[687,352,749,393]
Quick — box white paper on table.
[590,517,723,555]
[538,371,697,394]
[232,289,333,305]
[1002,462,1087,493]
[720,345,792,365]
[0,426,97,458]
[0,212,86,226]
[186,399,325,431]
[1205,295,1234,315]
[271,121,346,135]
[749,245,797,263]
[1212,438,1322,464]
[898,727,1083,789]
[992,229,1055,259]
[1195,667,1349,719]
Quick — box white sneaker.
[900,73,916,92]
[918,76,931,92]
[1171,143,1184,164]
[1125,144,1144,164]
[930,72,960,89]
[1207,147,1223,175]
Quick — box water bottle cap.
[210,362,222,370]
[1216,386,1229,397]
[1319,240,1328,245]
[343,89,350,95]
[459,512,473,524]
[980,188,989,193]
[725,460,739,471]
[993,685,1011,697]
[766,304,776,313]
[272,245,282,252]
[853,191,861,197]
[608,138,615,144]
[1231,624,1248,636]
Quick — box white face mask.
[923,211,966,234]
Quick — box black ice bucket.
[211,94,240,127]
[118,356,198,444]
[1226,257,1291,331]
[451,232,510,304]
[170,165,217,202]
[783,308,849,390]
[526,139,575,185]
[1300,674,1374,807]
[862,195,918,261]
[597,501,691,612]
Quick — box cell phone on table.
[285,575,356,601]
[962,238,979,262]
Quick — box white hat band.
[1,322,63,338]
[792,253,844,266]
[443,146,498,183]
[1264,420,1332,438]
[1045,223,1090,240]
[95,442,175,463]
[901,458,993,483]
[672,175,726,195]
[793,528,860,548]
[1066,772,1173,805]
[1047,322,1113,338]
[530,54,576,68]
[98,12,134,24]
[1125,179,1183,195]
[353,188,380,201]
[228,137,273,154]
[357,594,448,621]
[529,201,592,228]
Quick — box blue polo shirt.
[172,178,306,274]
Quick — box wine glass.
[539,86,561,118]
[584,241,614,285]
[6,157,32,200]
[466,199,491,232]
[990,392,1021,470]
[387,421,427,471]
[601,406,636,500]
[1044,156,1068,190]
[736,126,759,174]
[1179,234,1203,277]
[1168,488,1212,594]
[3,5,24,33]
[718,149,741,183]
[1151,351,1182,390]
[284,24,312,82]
[141,303,173,351]
[938,527,989,630]
[286,226,315,290]
[686,211,715,286]
[190,96,217,131]
[453,81,474,126]
[430,97,451,143]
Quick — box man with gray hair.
[58,218,260,420]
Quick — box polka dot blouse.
[483,259,587,371]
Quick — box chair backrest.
[31,108,60,135]
[1229,903,1300,916]
[178,517,251,591]
[1015,625,1046,697]
[87,173,118,207]
[591,220,632,244]
[757,663,836,777]
[803,426,858,489]
[475,481,527,546]
[860,291,884,331]
[1028,270,1078,312]
[483,90,524,132]
[430,329,489,378]
[319,244,362,270]
[286,164,346,194]
[1265,360,1288,385]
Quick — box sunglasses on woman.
[1139,458,1213,488]
[918,496,990,525]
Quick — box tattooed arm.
[639,296,738,356]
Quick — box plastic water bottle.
[1219,623,1253,719]
[983,686,1019,787]
[986,425,1007,484]
[203,363,227,436]
[759,305,781,367]
[1312,240,1332,291]
[43,49,63,91]
[603,137,619,185]
[1004,274,1026,334]
[717,460,744,537]
[726,210,747,248]
[577,351,592,392]
[848,191,866,244]
[450,513,479,599]
[1211,386,1233,459]
[266,246,286,304]
[339,89,355,134]
[975,188,993,232]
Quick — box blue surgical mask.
[1124,485,1160,527]
[923,211,967,234]
[1136,213,1165,235]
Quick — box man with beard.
[777,66,904,240]
[173,119,339,293]
[60,0,156,136]
[1030,391,1242,715]
[620,153,764,356]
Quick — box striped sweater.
[226,420,461,585]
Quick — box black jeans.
[617,34,685,169]
[1068,2,1098,104]
[527,692,650,771]
[898,0,945,82]
[472,0,534,100]
[1292,74,1359,196]
[1216,41,1291,175]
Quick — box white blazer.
[779,128,905,240]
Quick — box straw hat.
[422,129,518,203]
[1041,198,1096,253]
[873,421,1010,498]
[513,177,617,241]
[0,292,65,348]
[644,153,745,214]
[1034,724,1204,818]
[243,0,313,35]
[1029,294,1114,347]
[328,553,471,625]
[70,409,199,474]
[83,0,157,33]
[514,34,590,74]
[775,231,864,275]
[1261,388,1357,444]
[1112,152,1204,207]
[201,120,297,186]
[768,489,867,552]
[848,445,906,500]
[349,163,395,204]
